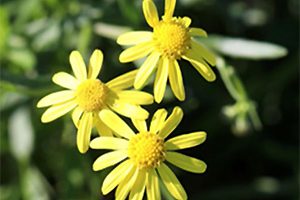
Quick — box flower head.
[90,107,207,200]
[117,0,216,103]
[37,49,153,153]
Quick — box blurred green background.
[0,0,298,199]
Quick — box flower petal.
[116,90,153,105]
[109,100,149,120]
[157,163,187,200]
[106,69,138,91]
[181,16,191,27]
[52,72,79,89]
[87,49,103,79]
[77,112,93,153]
[186,55,216,82]
[92,150,128,171]
[41,100,77,123]
[134,52,160,89]
[99,109,135,139]
[158,106,183,139]
[154,58,169,103]
[165,131,206,150]
[143,0,159,27]
[150,108,168,134]
[119,42,154,63]
[191,40,216,66]
[146,169,161,200]
[37,90,75,108]
[129,169,146,200]
[90,137,129,150]
[117,31,153,45]
[102,160,133,195]
[116,166,138,200]
[72,106,84,128]
[189,28,207,37]
[168,60,185,101]
[132,119,147,133]
[166,152,207,173]
[164,0,176,20]
[69,51,87,81]
[94,116,113,137]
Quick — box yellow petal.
[158,106,183,139]
[150,108,168,134]
[77,112,93,154]
[166,152,207,173]
[164,0,176,20]
[117,31,153,45]
[109,100,149,120]
[119,42,154,63]
[92,150,128,171]
[37,90,75,108]
[129,169,146,200]
[181,16,191,27]
[189,28,207,37]
[157,163,187,200]
[132,119,147,132]
[191,40,216,65]
[72,106,84,128]
[143,0,159,27]
[146,169,161,200]
[165,131,206,150]
[69,51,87,81]
[134,52,160,89]
[106,69,138,91]
[116,90,153,105]
[99,109,135,139]
[52,72,79,89]
[88,49,103,79]
[90,137,128,150]
[102,160,133,195]
[94,116,113,137]
[168,60,185,101]
[116,166,138,200]
[185,54,216,82]
[154,58,169,103]
[41,100,77,123]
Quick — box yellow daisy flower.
[90,106,207,200]
[37,49,153,153]
[117,0,217,103]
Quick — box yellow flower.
[117,0,216,103]
[37,49,153,153]
[90,106,207,200]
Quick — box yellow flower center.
[128,132,165,169]
[76,79,108,112]
[153,19,190,59]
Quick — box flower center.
[76,79,108,112]
[153,19,190,59]
[128,132,165,169]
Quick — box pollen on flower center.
[76,79,108,112]
[128,132,165,169]
[153,20,190,59]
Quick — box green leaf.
[7,48,36,70]
[8,106,34,162]
[200,35,288,60]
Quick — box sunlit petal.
[69,51,87,80]
[134,52,160,89]
[88,49,103,79]
[154,58,168,103]
[166,152,207,173]
[158,106,183,139]
[117,31,153,45]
